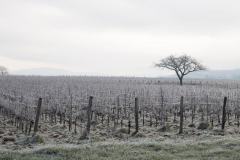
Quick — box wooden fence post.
[33,98,42,135]
[86,96,93,135]
[28,121,33,135]
[80,96,93,139]
[222,97,227,131]
[179,96,184,134]
[142,111,145,126]
[128,119,131,134]
[133,97,139,135]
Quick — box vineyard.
[0,76,240,149]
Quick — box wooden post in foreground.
[133,97,139,135]
[33,98,42,135]
[128,119,131,134]
[222,97,227,131]
[86,96,93,136]
[179,96,184,134]
[80,96,93,139]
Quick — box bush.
[2,136,15,144]
[188,123,196,128]
[0,129,4,135]
[197,122,209,130]
[132,132,146,138]
[116,128,128,134]
[16,134,44,145]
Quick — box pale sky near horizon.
[1,0,240,76]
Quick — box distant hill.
[12,68,76,76]
[185,69,240,80]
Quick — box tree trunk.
[179,78,183,86]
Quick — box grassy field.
[1,136,240,160]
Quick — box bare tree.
[0,66,8,76]
[155,55,206,85]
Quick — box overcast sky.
[1,0,240,76]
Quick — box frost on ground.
[1,135,240,160]
[1,111,240,151]
[1,112,240,159]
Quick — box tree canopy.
[155,55,206,85]
[0,66,9,76]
